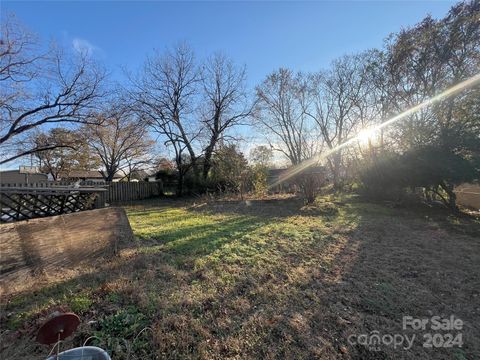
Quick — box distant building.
[0,169,48,184]
[58,170,122,182]
[145,175,158,182]
[267,168,295,193]
[128,169,150,182]
[455,183,480,210]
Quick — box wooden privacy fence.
[97,181,163,205]
[1,181,163,211]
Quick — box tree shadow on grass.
[187,196,344,220]
[162,200,480,359]
[0,209,271,359]
[134,215,269,268]
[0,210,268,318]
[3,197,480,359]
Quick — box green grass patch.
[2,195,479,360]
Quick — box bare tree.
[0,14,40,84]
[254,68,316,166]
[200,53,252,179]
[32,128,99,180]
[375,3,480,207]
[382,7,480,153]
[249,145,273,167]
[306,55,370,188]
[83,107,153,181]
[0,15,106,164]
[130,43,200,195]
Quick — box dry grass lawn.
[1,194,479,359]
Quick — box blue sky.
[4,1,455,87]
[2,1,456,169]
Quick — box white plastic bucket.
[46,346,111,360]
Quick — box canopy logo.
[347,331,415,352]
[347,315,464,352]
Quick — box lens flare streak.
[269,72,480,188]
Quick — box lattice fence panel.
[0,189,102,223]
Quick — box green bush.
[359,146,478,209]
[252,164,268,196]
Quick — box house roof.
[1,170,24,174]
[0,170,48,183]
[0,169,46,175]
[130,169,150,178]
[59,170,121,179]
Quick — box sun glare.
[268,72,480,189]
[357,128,376,145]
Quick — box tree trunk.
[203,144,214,180]
[440,181,458,212]
[176,171,183,197]
[332,152,342,190]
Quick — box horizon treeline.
[1,1,478,207]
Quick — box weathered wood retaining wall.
[0,207,133,295]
